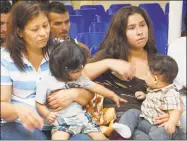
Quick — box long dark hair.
[6,1,53,71]
[99,6,157,61]
[49,40,87,82]
[0,0,11,14]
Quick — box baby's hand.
[164,122,176,134]
[135,91,146,100]
[46,112,58,124]
[112,95,128,107]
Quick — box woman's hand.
[164,121,176,134]
[107,59,135,81]
[47,89,76,112]
[112,95,128,107]
[14,105,43,132]
[154,107,169,127]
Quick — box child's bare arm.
[88,83,128,107]
[135,91,146,100]
[88,83,114,98]
[35,102,51,118]
[36,102,57,124]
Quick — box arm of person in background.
[88,83,128,107]
[1,85,43,132]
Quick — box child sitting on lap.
[122,55,182,140]
[35,41,127,140]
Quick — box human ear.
[154,75,158,84]
[17,28,23,37]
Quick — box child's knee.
[52,131,70,140]
[87,132,108,140]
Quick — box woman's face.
[21,12,50,50]
[126,13,148,50]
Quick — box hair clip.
[65,65,84,73]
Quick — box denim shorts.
[52,112,100,135]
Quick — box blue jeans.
[119,109,186,140]
[0,122,91,140]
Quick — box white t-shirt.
[168,37,186,133]
[168,37,186,89]
[36,73,95,118]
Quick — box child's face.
[67,65,84,81]
[144,71,158,89]
[68,71,82,81]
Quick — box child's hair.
[148,55,178,84]
[49,40,87,82]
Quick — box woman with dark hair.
[85,6,185,139]
[36,40,127,140]
[0,1,92,140]
[88,6,157,112]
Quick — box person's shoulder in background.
[168,37,186,54]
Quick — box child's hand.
[164,122,176,134]
[135,91,146,100]
[112,95,128,107]
[46,112,58,124]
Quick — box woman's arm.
[35,102,51,118]
[163,109,180,134]
[179,96,184,116]
[83,59,135,80]
[1,85,18,121]
[168,109,181,126]
[155,96,184,127]
[82,59,109,80]
[47,88,94,111]
[1,85,43,131]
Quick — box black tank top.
[101,71,147,112]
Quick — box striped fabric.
[1,47,49,111]
[140,84,181,124]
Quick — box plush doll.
[86,94,117,136]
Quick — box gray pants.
[119,109,186,140]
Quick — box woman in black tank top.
[86,6,185,140]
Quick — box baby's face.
[144,71,158,89]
